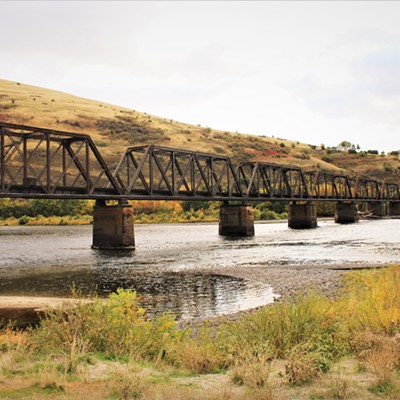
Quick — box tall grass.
[221,291,346,362]
[1,265,400,394]
[339,265,400,334]
[28,289,179,372]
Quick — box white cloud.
[1,1,400,152]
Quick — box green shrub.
[18,216,29,225]
[29,289,179,369]
[260,210,279,220]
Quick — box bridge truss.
[113,145,242,200]
[1,122,399,202]
[237,162,400,202]
[0,122,120,198]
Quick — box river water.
[0,219,399,319]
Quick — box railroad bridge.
[1,122,399,249]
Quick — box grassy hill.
[1,78,399,182]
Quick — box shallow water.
[0,219,399,319]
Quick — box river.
[0,219,399,319]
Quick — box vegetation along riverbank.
[0,198,288,226]
[0,198,335,227]
[1,265,400,399]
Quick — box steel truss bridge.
[1,122,399,203]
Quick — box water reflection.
[0,267,275,320]
[0,219,400,319]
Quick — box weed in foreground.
[284,344,323,385]
[221,290,347,365]
[106,363,149,400]
[28,289,178,368]
[352,330,400,384]
[41,382,65,394]
[170,324,228,374]
[0,345,30,377]
[368,379,398,396]
[229,352,274,391]
[326,371,351,400]
[341,265,400,334]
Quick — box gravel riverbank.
[176,262,386,330]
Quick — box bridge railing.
[0,122,121,198]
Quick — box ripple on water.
[0,269,277,320]
[0,220,400,319]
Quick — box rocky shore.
[176,262,384,329]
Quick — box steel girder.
[1,122,399,202]
[0,122,121,199]
[112,145,242,200]
[237,162,400,201]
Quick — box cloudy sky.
[1,1,400,152]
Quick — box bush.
[322,156,333,163]
[0,199,92,219]
[340,266,400,334]
[18,216,29,225]
[261,210,279,220]
[285,345,322,385]
[169,324,229,373]
[221,291,346,362]
[230,352,273,390]
[29,289,179,370]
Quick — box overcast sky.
[1,1,400,152]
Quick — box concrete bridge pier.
[366,202,387,217]
[92,199,135,250]
[288,202,317,229]
[335,202,359,224]
[389,201,400,216]
[219,203,255,236]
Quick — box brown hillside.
[0,78,399,181]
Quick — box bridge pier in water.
[366,202,387,217]
[288,202,317,229]
[389,201,400,216]
[92,200,135,250]
[219,203,255,236]
[335,202,359,224]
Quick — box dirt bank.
[0,296,90,328]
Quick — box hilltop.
[0,78,399,181]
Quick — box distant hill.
[1,78,399,182]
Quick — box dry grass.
[325,370,352,400]
[353,331,400,386]
[106,363,150,399]
[284,345,322,385]
[0,348,399,399]
[1,267,400,399]
[230,352,274,390]
[2,78,397,178]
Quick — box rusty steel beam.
[0,122,121,199]
[235,162,400,202]
[0,122,399,202]
[112,145,243,200]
